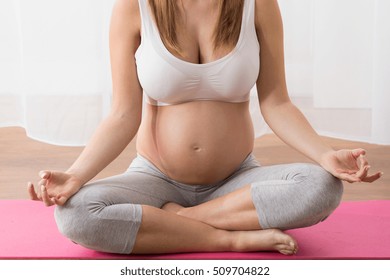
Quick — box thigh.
[208,162,342,229]
[55,170,188,254]
[73,170,189,209]
[207,162,317,201]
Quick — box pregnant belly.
[136,101,255,185]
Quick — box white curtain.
[0,0,114,146]
[1,0,389,146]
[279,0,390,145]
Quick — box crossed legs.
[161,162,344,254]
[157,184,298,255]
[55,161,343,255]
[132,204,297,255]
[164,163,344,232]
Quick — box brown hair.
[148,0,244,56]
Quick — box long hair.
[148,0,244,56]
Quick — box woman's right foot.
[163,202,298,255]
[232,228,298,255]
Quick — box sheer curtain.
[0,0,114,146]
[279,0,390,145]
[1,0,389,146]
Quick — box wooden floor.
[1,126,389,201]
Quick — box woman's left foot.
[232,228,299,255]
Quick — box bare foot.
[162,202,184,213]
[162,203,298,255]
[233,229,298,255]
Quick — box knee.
[54,186,142,254]
[54,188,97,247]
[308,164,344,218]
[280,164,343,229]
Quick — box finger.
[39,178,54,196]
[38,179,47,188]
[39,170,52,180]
[36,188,42,200]
[355,164,370,181]
[41,185,54,207]
[352,149,366,159]
[336,168,357,175]
[37,175,47,198]
[50,197,57,205]
[359,154,368,169]
[27,182,40,201]
[54,195,68,206]
[361,172,383,183]
[338,173,361,183]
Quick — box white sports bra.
[135,0,260,106]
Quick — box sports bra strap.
[137,0,157,40]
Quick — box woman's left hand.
[320,149,383,183]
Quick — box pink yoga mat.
[0,200,389,259]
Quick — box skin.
[27,0,382,255]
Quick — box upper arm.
[109,0,143,119]
[255,0,290,109]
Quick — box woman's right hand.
[27,171,83,207]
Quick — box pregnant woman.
[28,0,381,255]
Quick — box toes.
[276,244,296,255]
[279,249,294,255]
[273,231,299,255]
[278,245,298,255]
[276,244,291,251]
[289,241,299,251]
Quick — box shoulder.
[110,0,141,37]
[110,0,141,50]
[111,0,140,19]
[254,0,283,32]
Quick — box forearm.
[261,101,334,164]
[66,111,141,186]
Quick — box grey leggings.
[54,153,343,254]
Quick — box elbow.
[260,98,292,120]
[109,106,142,131]
[116,110,142,126]
[258,87,291,112]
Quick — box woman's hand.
[27,171,83,206]
[320,149,383,183]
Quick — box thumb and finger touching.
[27,170,71,206]
[39,170,51,180]
[351,148,366,159]
[336,149,383,183]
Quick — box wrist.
[318,149,337,170]
[65,169,87,188]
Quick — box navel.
[192,145,202,152]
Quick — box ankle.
[177,207,195,219]
[179,207,215,226]
[228,231,244,252]
[161,202,184,214]
[176,207,186,216]
[213,229,236,252]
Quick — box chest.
[166,6,236,65]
